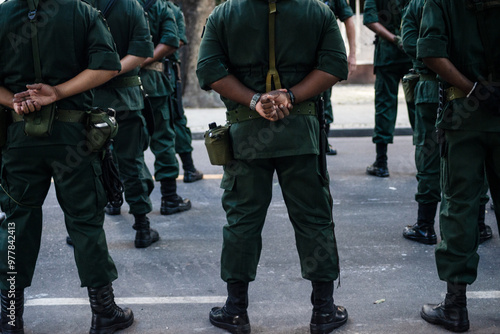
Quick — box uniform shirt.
[91,0,154,111]
[363,0,411,67]
[166,1,187,63]
[322,0,354,21]
[401,0,438,105]
[197,0,347,159]
[0,0,120,111]
[138,0,179,97]
[417,0,500,132]
[0,0,120,148]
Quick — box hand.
[257,89,292,121]
[468,82,500,116]
[13,83,60,115]
[393,35,404,51]
[348,53,357,73]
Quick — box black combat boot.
[88,283,134,334]
[403,202,438,244]
[421,282,469,332]
[209,281,250,334]
[179,152,204,183]
[310,281,348,334]
[1,289,24,334]
[477,204,493,244]
[132,214,159,248]
[160,179,191,215]
[366,143,389,177]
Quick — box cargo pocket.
[220,170,236,191]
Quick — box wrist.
[249,93,262,111]
[286,88,295,105]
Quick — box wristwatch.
[250,93,262,111]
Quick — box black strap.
[26,0,43,83]
[143,0,157,12]
[102,0,118,18]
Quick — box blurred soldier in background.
[363,0,415,177]
[139,0,192,216]
[164,0,204,183]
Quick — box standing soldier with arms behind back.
[418,0,500,331]
[89,0,159,248]
[0,0,133,332]
[363,0,415,177]
[197,0,348,333]
[400,0,493,246]
[164,0,204,183]
[139,0,192,216]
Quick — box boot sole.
[89,313,134,334]
[209,317,251,334]
[310,317,348,334]
[160,203,192,215]
[420,309,469,332]
[403,234,437,245]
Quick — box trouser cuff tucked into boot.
[88,283,134,334]
[1,289,24,334]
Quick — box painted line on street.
[468,291,500,299]
[176,174,223,180]
[26,296,227,306]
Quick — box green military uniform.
[402,0,440,205]
[363,0,415,144]
[0,0,121,289]
[164,1,192,156]
[91,0,155,215]
[418,0,500,284]
[321,0,354,126]
[197,0,348,284]
[138,0,180,181]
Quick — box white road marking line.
[468,291,500,299]
[26,296,227,306]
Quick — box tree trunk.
[176,0,224,108]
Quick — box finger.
[26,83,43,90]
[279,104,290,117]
[32,100,42,111]
[13,91,31,99]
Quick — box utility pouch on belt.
[86,108,118,152]
[204,122,232,166]
[23,103,56,137]
[402,70,420,104]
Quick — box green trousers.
[373,63,416,144]
[0,122,118,289]
[219,154,340,283]
[113,111,154,214]
[149,96,179,181]
[436,129,500,284]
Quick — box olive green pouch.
[23,103,56,137]
[204,122,232,166]
[86,108,119,152]
[402,72,420,104]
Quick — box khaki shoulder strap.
[265,1,282,92]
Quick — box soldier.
[89,0,159,248]
[164,0,204,183]
[363,0,415,177]
[0,0,133,332]
[417,0,500,331]
[322,0,357,155]
[401,0,493,246]
[197,1,348,333]
[138,0,192,215]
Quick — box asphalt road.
[19,134,500,334]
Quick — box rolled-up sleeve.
[159,6,180,48]
[127,2,154,58]
[417,0,449,59]
[86,12,121,71]
[363,0,379,25]
[197,12,230,90]
[316,13,348,80]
